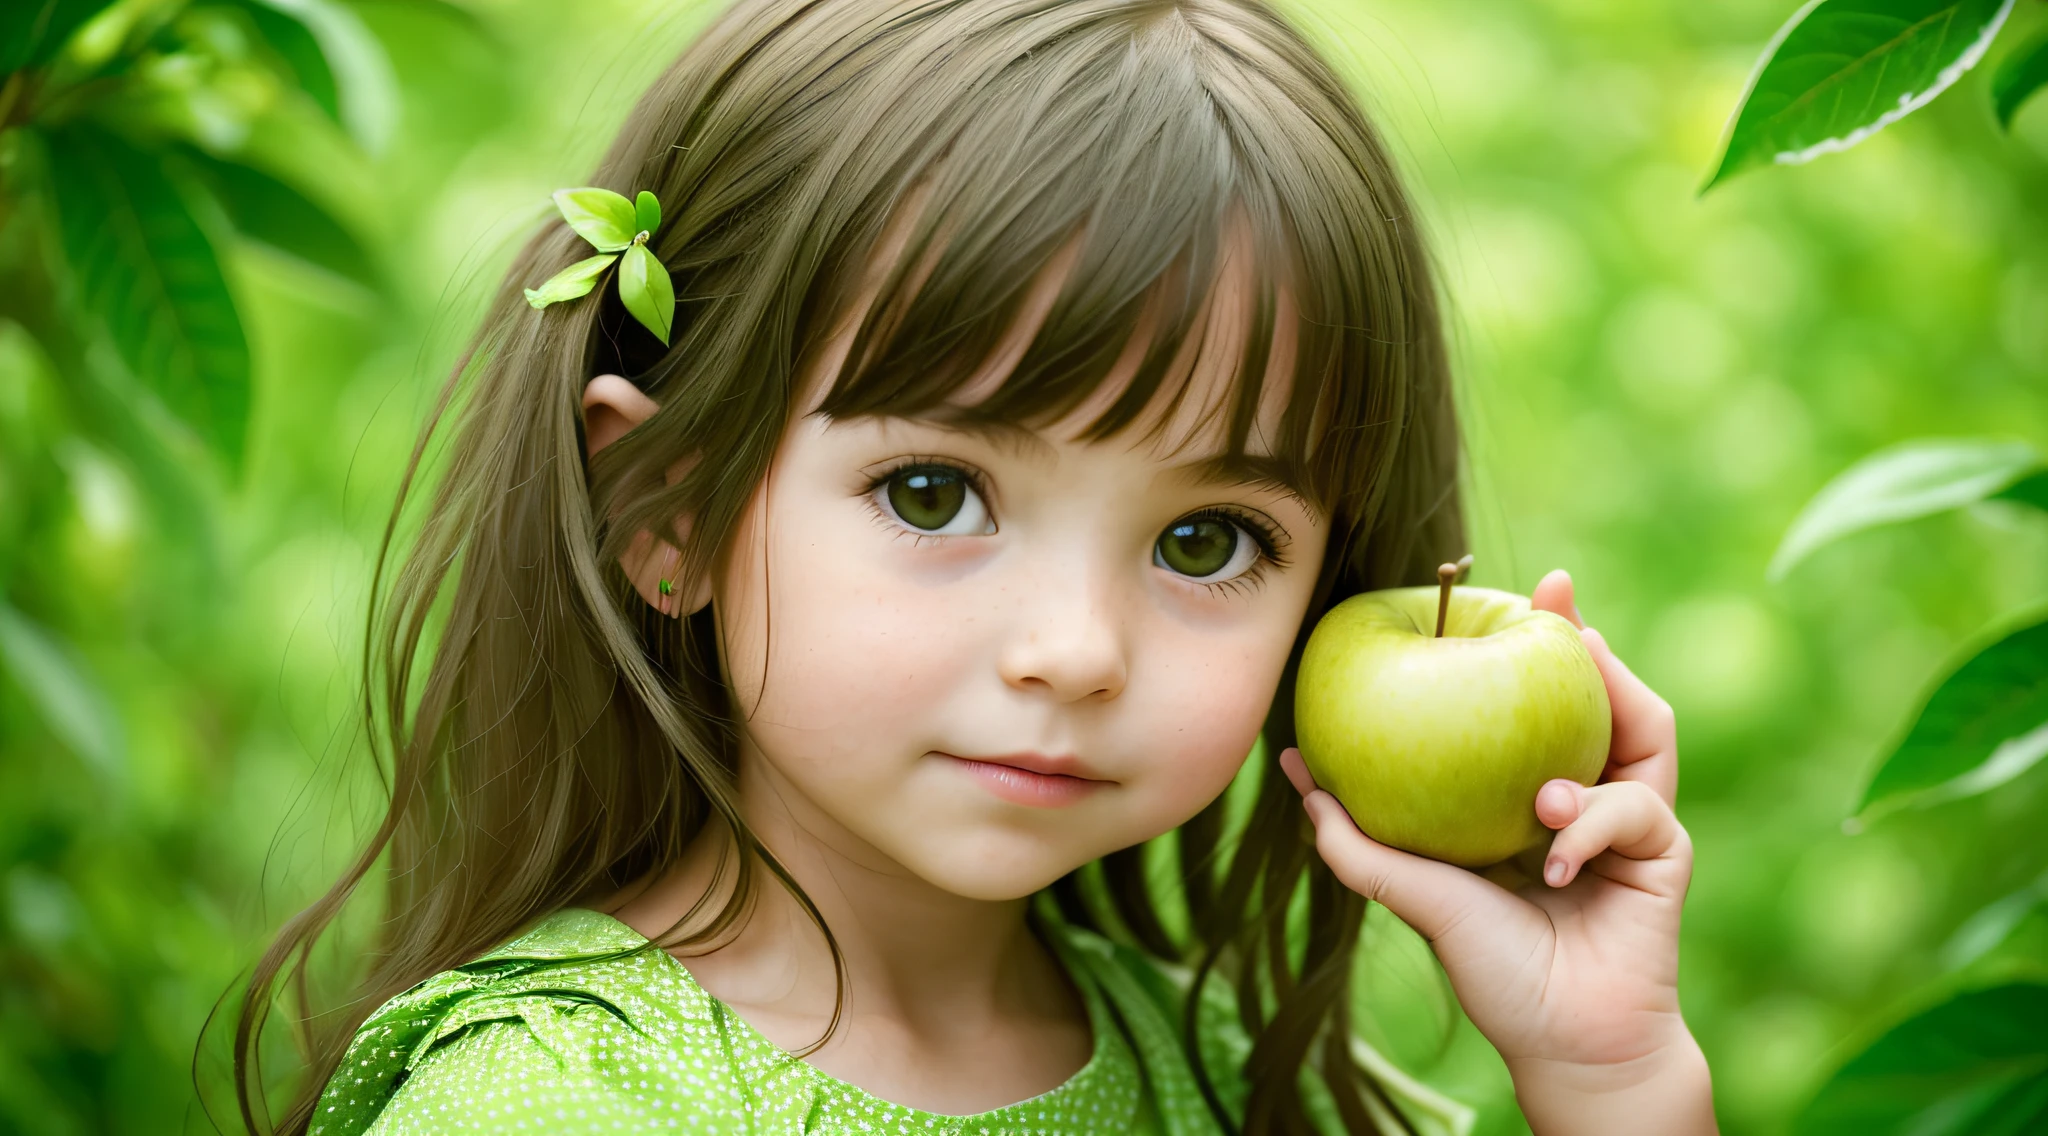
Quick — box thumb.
[1298,787,1517,945]
[1529,568,1583,628]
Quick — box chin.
[893,830,1101,902]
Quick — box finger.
[1299,789,1516,943]
[1534,778,1584,831]
[1530,569,1583,629]
[1602,744,1678,808]
[1581,627,1678,805]
[1539,780,1688,889]
[1278,747,1318,798]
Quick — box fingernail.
[1544,858,1566,886]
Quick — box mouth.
[940,752,1112,808]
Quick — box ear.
[584,375,711,618]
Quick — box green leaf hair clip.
[524,187,675,345]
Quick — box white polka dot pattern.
[312,909,1238,1135]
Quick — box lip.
[941,752,1111,808]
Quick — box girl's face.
[709,269,1329,903]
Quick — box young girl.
[238,0,1714,1132]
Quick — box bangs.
[802,7,1381,515]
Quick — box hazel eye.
[877,464,994,535]
[1154,516,1259,582]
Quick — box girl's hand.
[1280,570,1716,1136]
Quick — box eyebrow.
[1178,452,1313,507]
[887,414,1058,460]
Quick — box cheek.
[715,487,977,748]
[1121,627,1291,824]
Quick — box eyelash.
[1170,506,1291,596]
[861,456,995,545]
[860,457,1293,593]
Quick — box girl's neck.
[603,751,1088,1060]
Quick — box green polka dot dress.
[312,908,1250,1135]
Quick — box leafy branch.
[1704,0,2048,190]
[1772,446,2048,1129]
[0,0,473,857]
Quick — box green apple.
[1294,584,1611,867]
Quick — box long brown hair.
[231,1,1463,1132]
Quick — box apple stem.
[1435,562,1457,638]
[1433,554,1475,637]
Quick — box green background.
[2,0,2046,1130]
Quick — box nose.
[997,566,1128,703]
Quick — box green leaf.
[523,253,617,309]
[0,600,124,784]
[1855,611,2048,821]
[180,151,376,286]
[381,0,493,35]
[1347,1033,1477,1136]
[0,0,105,74]
[1996,27,2048,127]
[235,0,341,122]
[247,0,399,154]
[618,242,673,345]
[43,127,251,465]
[1795,983,2048,1135]
[1941,870,2048,971]
[634,190,660,235]
[1704,0,2016,190]
[1352,901,1458,1073]
[1968,1075,2048,1135]
[1994,469,2048,511]
[551,188,639,252]
[1769,438,2041,581]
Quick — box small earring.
[654,544,682,616]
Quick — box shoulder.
[312,909,743,1136]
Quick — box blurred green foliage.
[1,0,2046,1131]
[1694,1,2048,1125]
